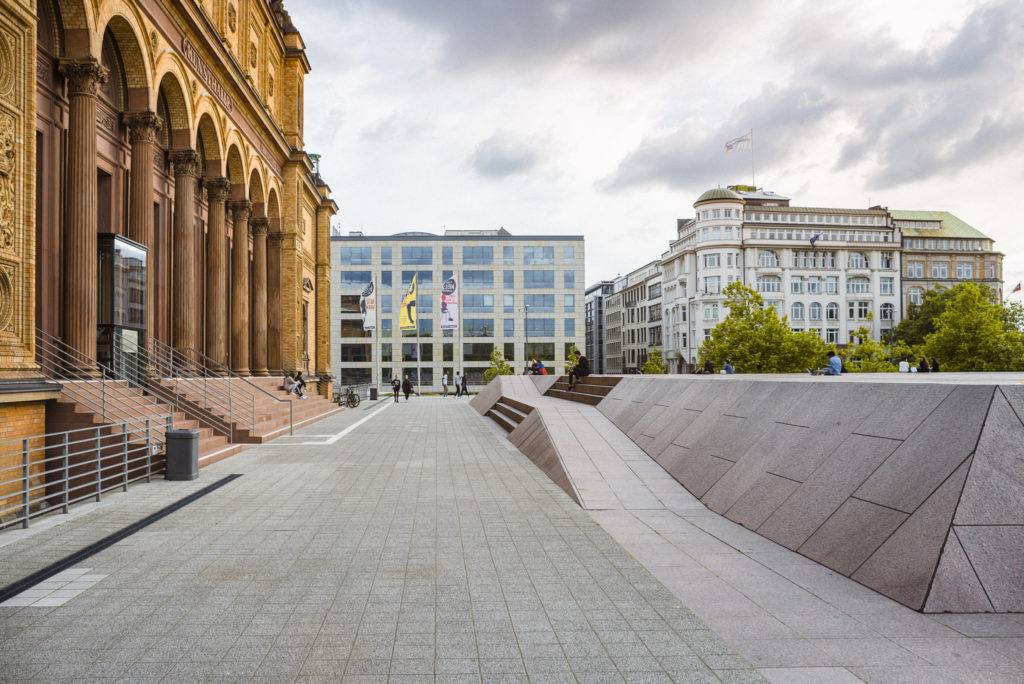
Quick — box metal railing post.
[95,427,102,502]
[21,438,30,528]
[289,401,293,436]
[145,419,152,483]
[62,432,70,514]
[122,428,129,492]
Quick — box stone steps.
[485,395,535,433]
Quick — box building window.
[381,271,392,287]
[957,262,973,279]
[523,270,555,288]
[504,270,514,288]
[809,302,822,320]
[340,246,372,265]
[341,271,372,287]
[504,342,515,361]
[907,262,924,278]
[847,277,870,294]
[564,270,575,288]
[932,262,949,278]
[807,277,821,294]
[523,246,554,265]
[464,319,494,337]
[463,294,494,313]
[880,277,894,295]
[880,251,893,269]
[380,294,393,314]
[504,319,514,337]
[826,302,839,320]
[381,319,393,337]
[703,276,721,294]
[503,294,514,313]
[564,246,575,263]
[791,279,804,294]
[704,253,721,268]
[757,249,779,267]
[443,343,453,361]
[526,318,555,337]
[381,246,392,265]
[524,294,554,312]
[564,294,575,312]
[791,302,804,320]
[503,246,514,264]
[463,343,494,362]
[402,246,433,265]
[848,252,868,269]
[462,246,494,265]
[848,301,871,319]
[826,328,839,344]
[880,303,895,321]
[703,328,712,341]
[381,343,392,361]
[757,276,782,293]
[463,270,494,287]
[442,246,453,265]
[401,270,432,287]
[564,319,574,336]
[704,303,719,320]
[908,288,924,306]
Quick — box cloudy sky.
[289,0,1024,290]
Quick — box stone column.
[267,231,283,374]
[204,178,230,368]
[250,217,269,376]
[229,200,251,375]
[58,58,107,361]
[168,149,201,355]
[122,111,163,344]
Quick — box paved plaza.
[1,397,1022,683]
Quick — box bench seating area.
[544,376,621,405]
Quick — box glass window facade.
[523,246,554,265]
[462,246,493,265]
[341,246,372,265]
[524,270,555,288]
[402,246,433,265]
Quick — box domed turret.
[695,187,743,205]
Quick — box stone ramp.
[595,375,1024,613]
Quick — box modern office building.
[660,186,903,368]
[331,230,585,391]
[892,210,1004,309]
[584,280,615,374]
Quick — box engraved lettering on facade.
[182,38,234,113]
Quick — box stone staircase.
[485,396,535,433]
[544,376,621,405]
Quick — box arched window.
[880,303,895,321]
[908,288,924,306]
[848,252,869,269]
[757,249,779,267]
[756,275,782,293]
[846,277,871,294]
[791,302,805,320]
[826,302,840,320]
[809,302,822,320]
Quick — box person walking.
[391,376,401,403]
[461,371,469,397]
[442,371,449,398]
[402,374,413,401]
[454,371,462,398]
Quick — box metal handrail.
[146,337,293,437]
[109,335,234,439]
[35,329,175,427]
[0,415,171,530]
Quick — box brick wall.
[0,401,47,523]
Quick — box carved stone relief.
[0,30,15,98]
[0,112,15,253]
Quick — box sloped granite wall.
[596,376,1023,613]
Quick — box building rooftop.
[891,210,991,240]
[729,185,791,205]
[695,187,743,204]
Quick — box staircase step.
[486,409,516,433]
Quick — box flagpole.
[416,289,421,397]
[750,128,755,187]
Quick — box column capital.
[58,58,108,96]
[267,231,284,245]
[229,199,252,221]
[122,111,164,144]
[250,216,270,236]
[204,177,231,203]
[168,149,201,178]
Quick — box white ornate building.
[662,187,902,372]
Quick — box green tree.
[894,283,1002,347]
[699,282,830,373]
[921,283,1024,371]
[642,346,666,374]
[841,322,897,372]
[565,343,580,374]
[483,347,514,382]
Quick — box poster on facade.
[399,274,417,331]
[360,281,376,331]
[440,275,459,330]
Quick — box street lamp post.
[519,304,530,372]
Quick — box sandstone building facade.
[0,0,335,505]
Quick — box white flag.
[725,132,752,152]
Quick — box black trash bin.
[165,429,199,480]
[369,387,378,401]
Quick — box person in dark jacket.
[391,376,401,402]
[930,358,940,373]
[402,375,412,401]
[703,359,714,374]
[460,371,469,396]
[918,357,931,373]
[567,351,591,390]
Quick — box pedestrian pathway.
[0,398,763,682]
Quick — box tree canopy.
[642,346,666,374]
[699,282,830,373]
[920,283,1024,371]
[483,347,514,382]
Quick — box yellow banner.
[399,274,417,331]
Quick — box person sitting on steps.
[567,350,590,391]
